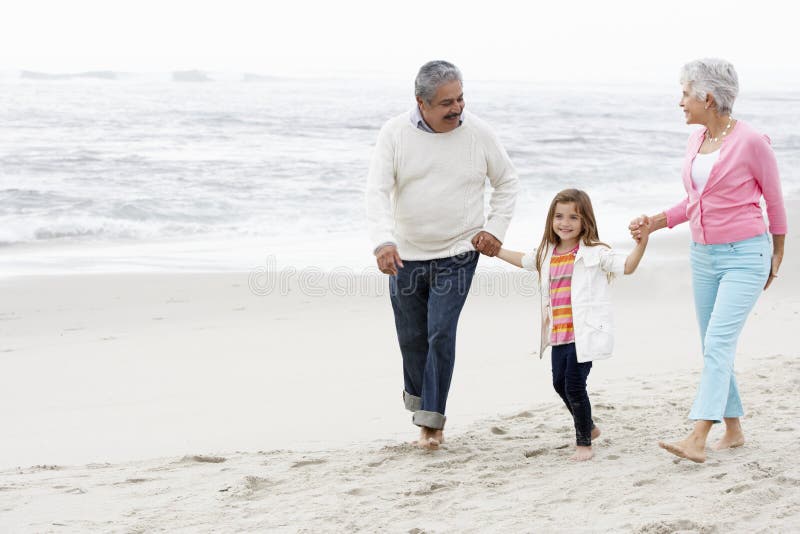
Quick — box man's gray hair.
[415,60,462,104]
[680,58,739,115]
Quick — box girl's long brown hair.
[535,189,609,275]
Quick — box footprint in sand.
[416,481,458,495]
[114,478,153,485]
[490,426,507,435]
[524,448,547,458]
[242,475,270,491]
[505,410,533,419]
[226,475,272,498]
[594,403,616,410]
[634,519,708,533]
[367,457,389,468]
[181,455,227,464]
[745,461,776,480]
[606,454,620,460]
[291,458,327,468]
[777,476,800,487]
[633,479,655,487]
[724,483,753,494]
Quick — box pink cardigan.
[664,120,787,244]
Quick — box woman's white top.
[691,150,720,192]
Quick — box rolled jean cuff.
[403,391,421,412]
[689,417,722,424]
[688,412,723,423]
[412,410,446,430]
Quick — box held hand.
[375,245,404,276]
[764,253,782,290]
[629,215,651,243]
[472,231,501,257]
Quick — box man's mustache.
[444,112,461,120]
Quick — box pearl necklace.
[706,116,733,143]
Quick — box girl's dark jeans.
[551,342,594,446]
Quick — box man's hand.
[375,244,404,276]
[472,231,501,257]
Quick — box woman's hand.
[630,212,668,241]
[764,234,785,290]
[764,253,782,289]
[629,215,651,243]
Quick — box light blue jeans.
[689,233,771,422]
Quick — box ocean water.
[1,78,798,275]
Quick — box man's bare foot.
[658,437,706,463]
[570,445,593,461]
[434,429,444,444]
[415,427,440,450]
[591,427,601,440]
[712,431,745,451]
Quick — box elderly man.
[366,60,519,449]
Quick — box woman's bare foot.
[712,431,744,451]
[570,445,594,461]
[713,418,744,450]
[591,426,601,440]
[658,437,706,463]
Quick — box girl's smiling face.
[552,201,583,245]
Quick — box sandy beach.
[1,218,798,531]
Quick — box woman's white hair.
[680,58,739,115]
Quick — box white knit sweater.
[365,110,519,260]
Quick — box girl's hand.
[764,252,783,290]
[630,215,651,243]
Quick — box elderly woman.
[630,58,787,463]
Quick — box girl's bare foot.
[658,437,706,463]
[712,431,744,451]
[570,445,594,461]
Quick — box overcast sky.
[1,0,797,88]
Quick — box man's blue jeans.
[689,233,771,422]
[390,251,479,430]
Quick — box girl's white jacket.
[521,242,627,363]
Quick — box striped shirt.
[549,244,579,345]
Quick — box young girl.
[497,189,650,461]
